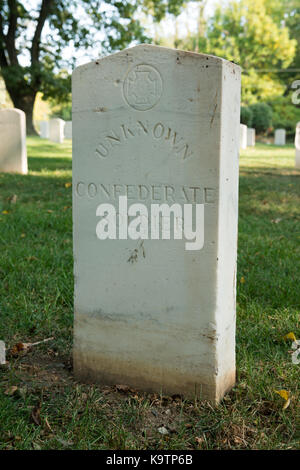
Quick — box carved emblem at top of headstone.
[123,64,162,111]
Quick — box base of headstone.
[73,343,235,401]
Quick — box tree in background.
[167,0,299,135]
[205,0,296,104]
[263,0,300,93]
[0,0,185,134]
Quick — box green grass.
[0,139,299,450]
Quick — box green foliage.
[0,0,186,132]
[249,103,273,133]
[207,0,296,69]
[240,106,253,127]
[206,0,296,104]
[173,0,297,107]
[50,103,72,121]
[270,95,300,138]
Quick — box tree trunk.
[11,93,38,136]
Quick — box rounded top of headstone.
[0,108,25,115]
[72,44,241,77]
[50,118,65,123]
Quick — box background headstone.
[274,129,286,145]
[72,45,241,402]
[240,124,247,149]
[295,122,300,169]
[64,121,72,139]
[49,118,65,143]
[0,108,27,174]
[40,120,49,138]
[247,127,255,147]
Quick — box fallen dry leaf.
[275,390,289,401]
[9,195,17,204]
[45,417,52,431]
[27,256,38,262]
[31,405,41,426]
[5,386,18,396]
[283,332,297,342]
[275,390,291,410]
[10,337,54,356]
[282,398,291,410]
[115,384,135,393]
[195,436,204,445]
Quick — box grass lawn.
[0,138,299,450]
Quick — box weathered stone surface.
[64,121,72,139]
[72,45,241,402]
[40,121,49,138]
[240,124,247,149]
[247,127,255,147]
[0,108,27,174]
[295,122,300,169]
[49,118,65,143]
[274,128,286,145]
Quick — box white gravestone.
[247,127,255,147]
[40,121,49,138]
[274,129,286,145]
[49,118,65,143]
[72,45,241,402]
[240,124,247,149]
[0,108,27,174]
[295,122,300,169]
[64,121,72,139]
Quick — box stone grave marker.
[64,121,72,139]
[274,128,286,145]
[240,124,247,149]
[40,120,49,138]
[0,108,27,174]
[49,118,65,143]
[247,127,255,147]
[72,45,241,402]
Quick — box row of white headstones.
[0,108,299,174]
[39,118,72,142]
[0,111,72,173]
[240,124,294,148]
